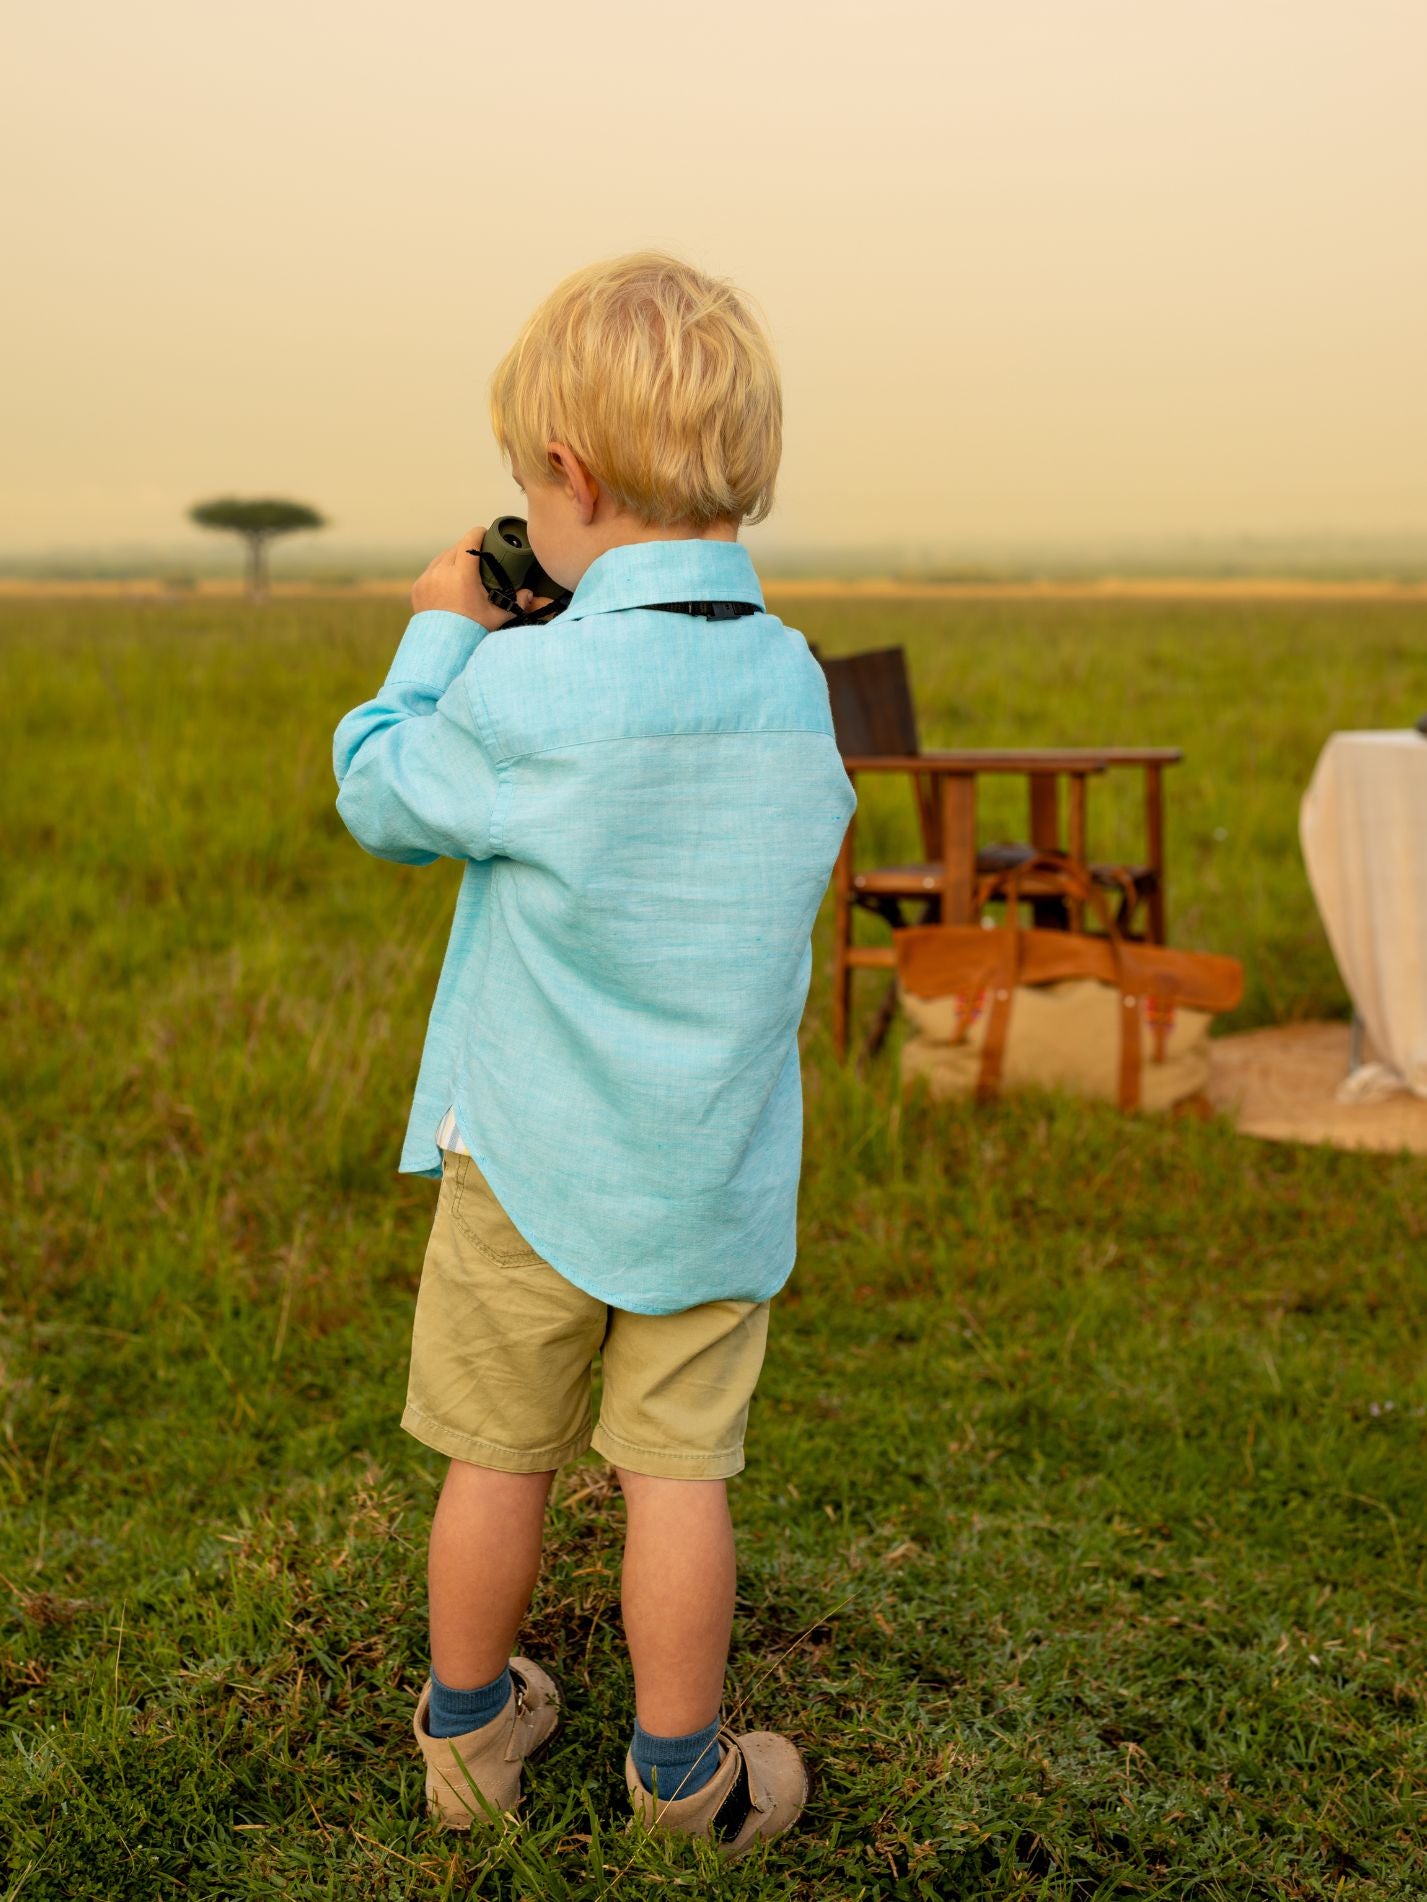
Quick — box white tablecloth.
[1300,730,1427,1100]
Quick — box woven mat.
[1208,1022,1427,1154]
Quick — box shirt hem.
[402,1137,796,1317]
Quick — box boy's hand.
[410,526,550,631]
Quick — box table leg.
[1028,773,1059,851]
[1068,773,1087,933]
[940,774,977,925]
[1023,772,1063,928]
[1146,765,1166,943]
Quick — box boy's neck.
[564,514,738,587]
[523,440,742,591]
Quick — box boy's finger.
[461,528,493,590]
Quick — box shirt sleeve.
[332,610,504,866]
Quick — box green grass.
[2,594,1425,1900]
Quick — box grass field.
[3,594,1426,1900]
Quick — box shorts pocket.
[448,1153,547,1268]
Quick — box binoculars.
[471,517,571,625]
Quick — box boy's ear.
[547,440,599,524]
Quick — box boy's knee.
[613,1466,730,1508]
[441,1460,557,1502]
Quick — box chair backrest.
[817,647,922,758]
[815,646,940,859]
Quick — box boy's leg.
[615,1469,734,1735]
[413,1454,563,1825]
[402,1150,601,1822]
[594,1296,767,1749]
[429,1458,554,1687]
[593,1298,807,1851]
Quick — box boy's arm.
[332,609,503,866]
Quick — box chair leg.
[863,893,933,1060]
[832,937,852,1060]
[1145,766,1167,943]
[832,823,855,1061]
[863,977,900,1059]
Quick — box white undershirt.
[434,1105,470,1155]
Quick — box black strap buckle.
[648,600,758,620]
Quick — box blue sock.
[631,1715,723,1801]
[426,1663,513,1738]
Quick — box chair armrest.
[840,753,938,775]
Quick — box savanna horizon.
[6,532,1427,591]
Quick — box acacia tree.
[188,497,326,602]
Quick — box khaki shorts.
[401,1151,771,1480]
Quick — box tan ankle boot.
[625,1726,808,1859]
[412,1658,560,1829]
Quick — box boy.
[332,252,856,1856]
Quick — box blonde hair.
[489,251,782,528]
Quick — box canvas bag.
[896,855,1243,1111]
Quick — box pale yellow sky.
[2,0,1424,563]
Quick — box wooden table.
[831,746,1183,1058]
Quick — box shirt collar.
[558,538,765,624]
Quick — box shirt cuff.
[383,610,487,689]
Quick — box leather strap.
[1150,1001,1170,1065]
[975,862,1036,1100]
[971,851,1144,1112]
[899,927,1242,1015]
[1119,986,1143,1111]
[976,989,1008,1101]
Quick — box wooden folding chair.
[817,646,1179,1060]
[817,647,1027,1057]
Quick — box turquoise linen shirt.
[332,538,856,1315]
